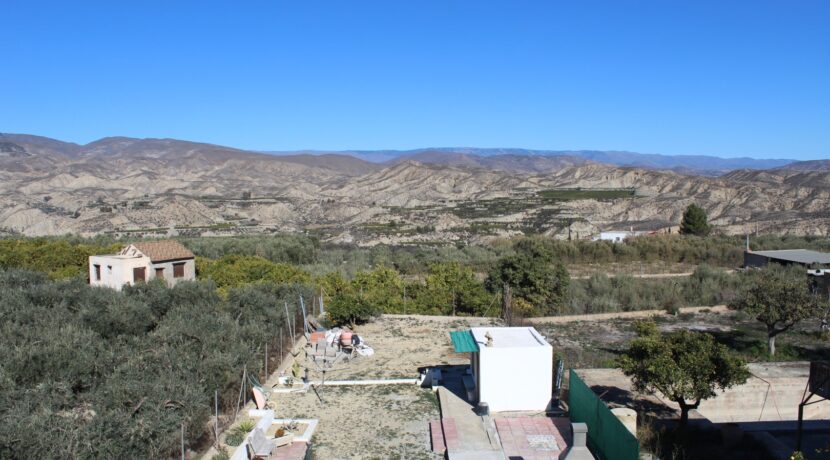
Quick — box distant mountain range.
[1,132,829,241]
[265,147,798,175]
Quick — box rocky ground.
[2,134,830,243]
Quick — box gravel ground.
[269,315,502,459]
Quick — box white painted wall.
[89,256,195,290]
[595,231,632,242]
[476,342,553,412]
[89,255,149,291]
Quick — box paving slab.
[429,419,447,454]
[438,386,504,459]
[270,441,308,460]
[495,416,571,460]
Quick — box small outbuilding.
[744,249,830,268]
[593,230,654,242]
[89,240,195,290]
[450,326,553,412]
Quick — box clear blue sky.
[1,1,828,159]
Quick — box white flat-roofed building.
[451,326,553,412]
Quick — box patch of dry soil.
[270,315,502,459]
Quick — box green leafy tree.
[486,238,570,315]
[198,255,311,292]
[421,262,490,316]
[327,292,381,327]
[680,204,711,236]
[729,265,826,357]
[316,271,352,299]
[619,322,749,426]
[351,265,407,313]
[0,238,121,279]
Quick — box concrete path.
[437,385,504,459]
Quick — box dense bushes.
[0,269,304,459]
[181,235,320,265]
[0,238,121,278]
[198,255,312,293]
[323,263,493,325]
[3,233,829,280]
[327,292,382,327]
[567,265,742,315]
[183,233,759,273]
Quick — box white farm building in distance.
[89,240,195,290]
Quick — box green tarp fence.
[568,369,639,460]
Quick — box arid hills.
[1,133,828,244]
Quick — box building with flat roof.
[744,249,830,268]
[450,326,553,412]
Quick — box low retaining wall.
[698,362,830,423]
[229,409,319,460]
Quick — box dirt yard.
[216,309,830,459]
[269,315,501,459]
[532,307,830,370]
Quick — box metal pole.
[284,301,294,340]
[265,343,269,378]
[797,402,804,452]
[234,367,245,420]
[181,422,185,460]
[300,296,308,335]
[214,390,219,446]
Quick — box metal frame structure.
[797,361,830,452]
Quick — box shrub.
[212,447,231,460]
[236,419,256,433]
[327,292,381,327]
[224,431,244,447]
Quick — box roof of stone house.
[128,240,195,262]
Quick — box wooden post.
[234,367,246,421]
[502,283,512,326]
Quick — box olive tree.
[729,265,826,357]
[619,322,749,426]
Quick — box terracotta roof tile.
[129,240,194,262]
